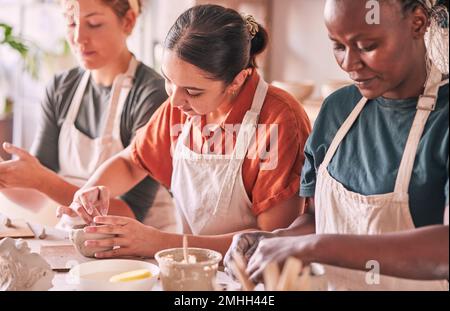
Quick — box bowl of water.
[68,259,160,291]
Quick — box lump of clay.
[0,238,54,291]
[55,214,86,231]
[70,228,114,258]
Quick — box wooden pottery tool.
[230,251,255,291]
[276,257,303,291]
[263,261,280,291]
[0,218,35,239]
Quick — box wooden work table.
[0,192,241,291]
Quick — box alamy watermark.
[366,0,381,25]
[365,260,381,285]
[170,118,279,171]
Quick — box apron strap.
[172,117,197,160]
[394,65,445,193]
[213,77,269,215]
[320,96,369,169]
[103,56,140,139]
[65,71,91,124]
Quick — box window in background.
[0,0,152,151]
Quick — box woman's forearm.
[83,148,147,197]
[273,212,316,237]
[37,167,79,205]
[160,230,257,257]
[309,225,449,280]
[36,167,136,218]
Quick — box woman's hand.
[0,143,48,189]
[83,216,163,258]
[246,235,318,282]
[57,186,110,224]
[224,231,277,279]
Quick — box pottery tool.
[230,251,255,291]
[0,218,35,239]
[263,261,280,291]
[2,217,12,228]
[183,235,188,263]
[276,257,303,291]
[38,228,47,240]
[296,266,312,291]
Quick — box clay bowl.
[272,80,315,102]
[69,226,115,258]
[155,247,222,291]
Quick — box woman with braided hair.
[0,0,168,223]
[60,4,311,257]
[226,0,449,290]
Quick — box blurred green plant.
[0,22,40,79]
[0,22,28,58]
[0,22,45,79]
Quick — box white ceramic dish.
[68,259,160,291]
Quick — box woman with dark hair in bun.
[60,4,312,257]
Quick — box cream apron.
[315,64,449,291]
[55,57,139,229]
[170,78,269,235]
[58,56,139,183]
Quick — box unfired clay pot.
[155,248,222,291]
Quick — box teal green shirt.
[300,84,449,228]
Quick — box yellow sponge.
[109,269,152,283]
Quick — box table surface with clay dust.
[20,224,241,291]
[0,190,242,291]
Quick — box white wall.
[0,2,68,149]
[270,0,347,98]
[148,0,349,98]
[150,0,195,43]
[1,0,351,149]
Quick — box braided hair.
[400,0,449,74]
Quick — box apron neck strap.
[394,64,445,193]
[65,55,139,130]
[321,96,369,169]
[249,76,269,114]
[103,55,139,137]
[213,77,268,215]
[66,71,91,124]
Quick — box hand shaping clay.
[70,227,115,258]
[0,238,54,291]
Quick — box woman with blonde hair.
[0,0,167,223]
